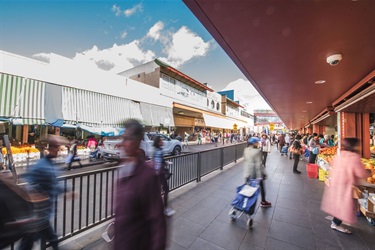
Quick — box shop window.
[216,103,220,111]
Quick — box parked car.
[102,132,182,161]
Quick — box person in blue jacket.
[19,135,68,250]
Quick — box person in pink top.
[321,138,370,234]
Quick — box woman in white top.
[260,134,271,167]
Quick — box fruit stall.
[1,145,91,166]
[1,145,41,163]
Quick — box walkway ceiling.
[183,0,375,129]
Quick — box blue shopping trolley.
[228,179,260,229]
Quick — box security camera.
[326,54,342,66]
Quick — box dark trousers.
[159,174,169,208]
[261,152,268,166]
[293,154,300,172]
[19,223,58,250]
[309,153,317,164]
[246,178,266,202]
[332,217,342,226]
[67,157,83,170]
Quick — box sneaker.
[260,201,271,208]
[164,208,176,217]
[331,223,351,234]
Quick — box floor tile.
[200,220,247,250]
[268,219,316,249]
[181,203,221,227]
[168,217,205,248]
[266,237,306,250]
[273,206,312,228]
[188,237,225,250]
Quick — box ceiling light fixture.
[302,110,307,112]
[177,111,184,115]
[306,102,313,104]
[315,80,326,84]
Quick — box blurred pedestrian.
[19,135,69,250]
[321,138,370,234]
[243,137,271,208]
[66,140,83,170]
[153,135,175,217]
[114,119,166,250]
[260,134,271,167]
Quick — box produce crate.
[306,163,318,178]
[319,168,326,181]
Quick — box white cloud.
[33,53,51,63]
[33,22,212,75]
[111,4,121,16]
[222,79,271,113]
[160,26,211,68]
[146,21,164,41]
[121,31,127,39]
[112,3,142,17]
[72,42,155,73]
[124,3,142,17]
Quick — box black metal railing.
[10,142,246,249]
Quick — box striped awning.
[140,102,175,127]
[62,87,144,127]
[0,73,46,125]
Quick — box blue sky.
[0,0,248,91]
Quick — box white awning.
[140,102,175,127]
[203,114,234,129]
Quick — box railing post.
[220,148,224,170]
[197,152,201,182]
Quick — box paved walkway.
[83,145,375,250]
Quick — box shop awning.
[203,114,234,130]
[140,102,175,127]
[1,73,46,125]
[78,124,125,136]
[62,87,144,127]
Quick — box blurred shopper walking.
[321,138,370,234]
[19,135,69,250]
[114,119,166,250]
[66,140,83,170]
[153,135,175,217]
[243,137,271,208]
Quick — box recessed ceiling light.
[302,110,307,112]
[315,80,326,84]
[306,102,313,104]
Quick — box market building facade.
[118,59,249,140]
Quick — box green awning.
[0,73,46,125]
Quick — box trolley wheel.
[366,217,375,226]
[229,208,237,221]
[247,218,253,229]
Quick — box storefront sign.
[194,118,205,126]
[269,123,274,131]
